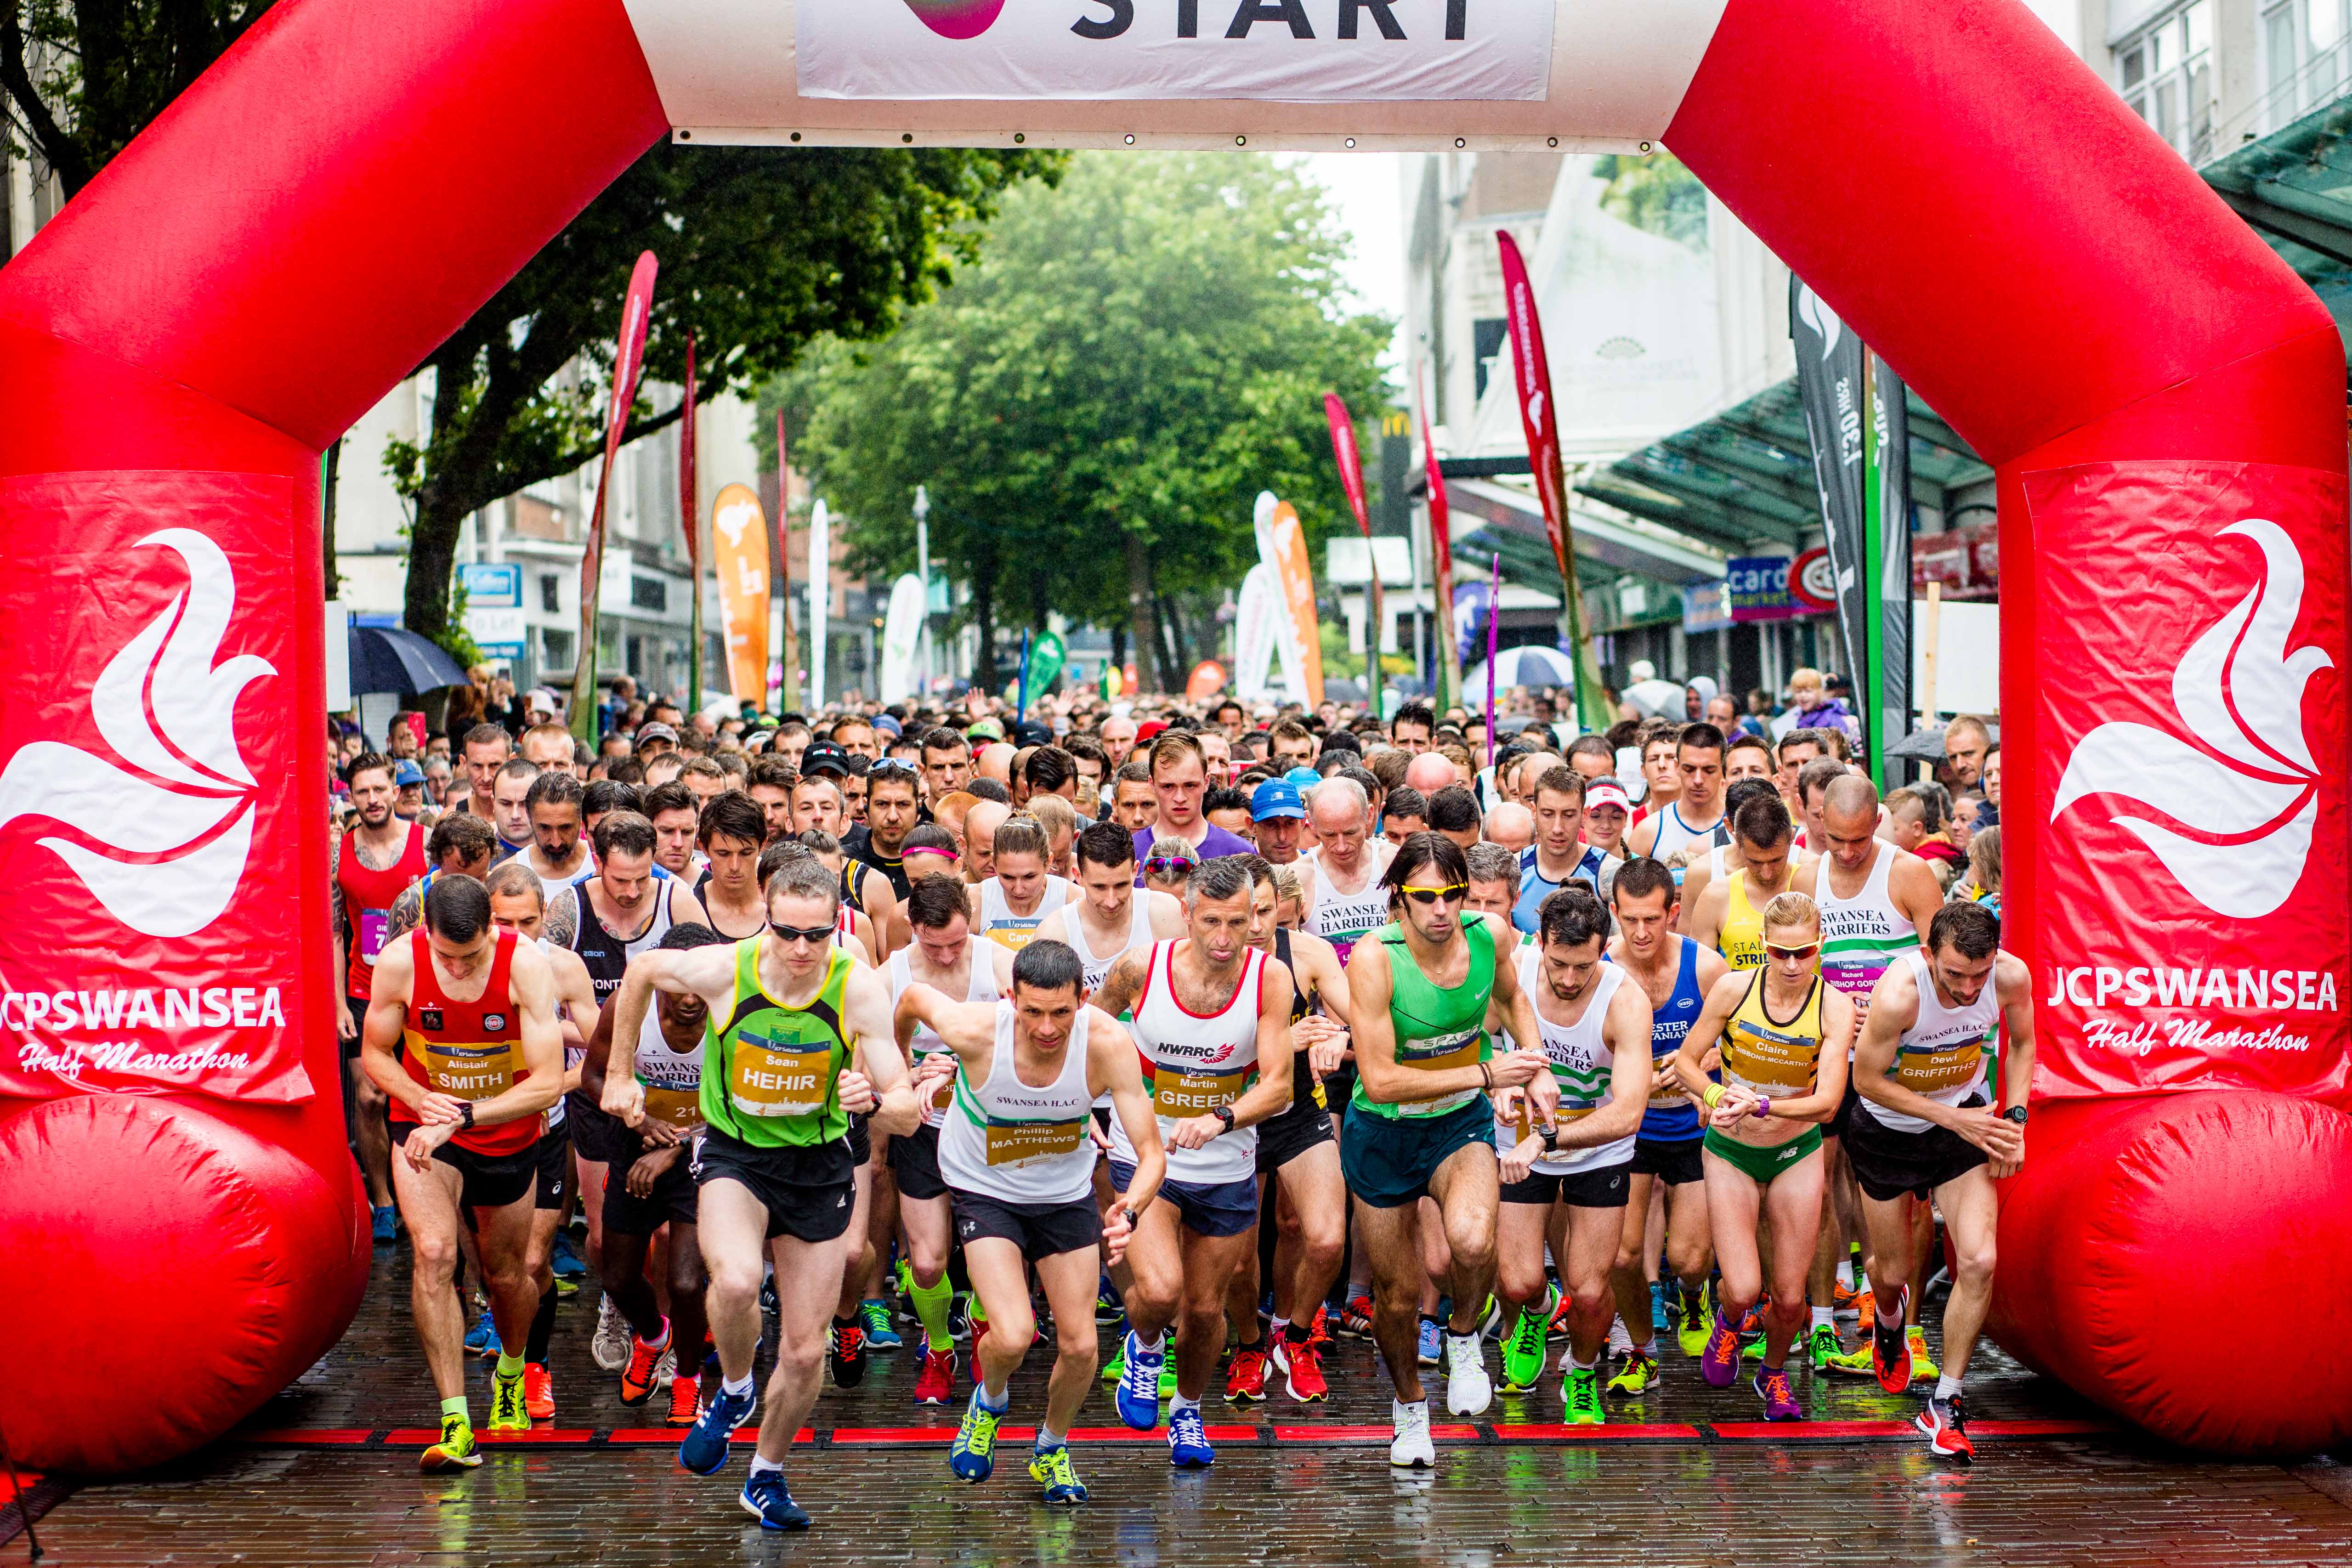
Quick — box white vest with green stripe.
[1815,840,1917,1017]
[936,1000,1097,1206]
[1504,944,1635,1175]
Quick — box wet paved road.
[25,1242,2352,1566]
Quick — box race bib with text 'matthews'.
[985,1115,1087,1167]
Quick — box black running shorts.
[1499,1159,1633,1208]
[692,1129,856,1244]
[950,1189,1102,1264]
[1843,1099,1991,1202]
[887,1122,951,1203]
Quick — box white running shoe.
[1389,1398,1435,1469]
[1444,1331,1491,1416]
[592,1296,630,1373]
[653,1343,677,1390]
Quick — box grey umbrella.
[348,624,470,698]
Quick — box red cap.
[1136,719,1169,742]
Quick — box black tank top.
[1272,927,1320,1113]
[693,868,768,941]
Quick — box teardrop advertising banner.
[879,572,924,704]
[1254,491,1324,709]
[1234,562,1280,702]
[1185,660,1228,702]
[710,482,772,704]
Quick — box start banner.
[2025,461,2349,1105]
[0,472,310,1103]
[799,0,1554,102]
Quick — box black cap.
[800,742,852,778]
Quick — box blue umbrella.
[348,624,470,698]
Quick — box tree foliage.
[771,152,1391,692]
[1593,151,1709,252]
[381,144,1060,640]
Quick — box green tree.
[382,144,1058,645]
[773,152,1391,693]
[1592,152,1709,252]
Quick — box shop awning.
[2200,97,2352,361]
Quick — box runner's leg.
[1172,1226,1256,1401]
[1426,1141,1501,1336]
[1608,1172,1659,1352]
[1932,1168,1999,1383]
[1032,1246,1104,1438]
[964,1237,1042,1404]
[393,1151,469,1401]
[1276,1144,1346,1330]
[759,1227,856,1465]
[348,1057,394,1209]
[1758,1152,1826,1368]
[1558,1201,1620,1370]
[1355,1198,1427,1402]
[697,1178,771,1385]
[1702,1152,1765,1325]
[473,1187,541,1362]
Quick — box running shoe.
[1649,1280,1669,1333]
[1740,1300,1769,1360]
[1100,1345,1124,1383]
[667,1374,700,1427]
[652,1343,676,1391]
[827,1319,868,1389]
[419,1411,480,1472]
[860,1299,902,1350]
[1700,1310,1741,1388]
[522,1362,554,1421]
[1225,1343,1268,1403]
[1341,1294,1376,1338]
[465,1308,497,1359]
[1871,1286,1911,1391]
[1389,1398,1435,1469]
[1561,1364,1605,1426]
[1831,1277,1868,1321]
[621,1329,669,1406]
[947,1293,973,1342]
[759,1276,779,1318]
[1818,1342,1877,1378]
[1605,1349,1657,1397]
[1906,1326,1941,1381]
[950,1388,1003,1482]
[1916,1393,1974,1464]
[1500,1307,1547,1393]
[1676,1286,1711,1358]
[1272,1338,1328,1402]
[1416,1317,1442,1367]
[550,1232,586,1281]
[1168,1405,1214,1468]
[739,1471,811,1531]
[1479,1294,1505,1337]
[913,1346,957,1406]
[592,1296,629,1372]
[1030,1443,1088,1505]
[1444,1331,1492,1417]
[371,1205,398,1245]
[1752,1365,1804,1421]
[487,1366,531,1432]
[1306,1305,1332,1347]
[680,1382,755,1476]
[1546,1283,1571,1341]
[1115,1330,1166,1430]
[1095,1274,1124,1326]
[1807,1323,1845,1374]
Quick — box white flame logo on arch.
[0,529,274,939]
[2050,519,2326,921]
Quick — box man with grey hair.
[1088,855,1298,1471]
[1296,774,1394,970]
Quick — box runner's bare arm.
[1092,1013,1166,1241]
[330,868,356,1038]
[542,884,579,949]
[1890,853,1946,946]
[1682,878,1729,956]
[576,991,620,1106]
[840,962,916,1133]
[1676,971,1749,1104]
[474,941,564,1125]
[861,870,898,959]
[1627,814,1661,858]
[382,881,425,944]
[1087,946,1151,1022]
[1763,984,1853,1125]
[1679,856,1715,928]
[1484,915,1560,1115]
[1552,976,1655,1150]
[1989,952,2037,1176]
[1174,959,1294,1149]
[1033,907,1071,945]
[357,939,422,1114]
[893,982,1000,1079]
[667,876,709,932]
[549,947,602,1080]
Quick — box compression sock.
[526,1285,558,1364]
[912,1275,956,1353]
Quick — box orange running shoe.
[1307,1306,1332,1347]
[523,1362,555,1421]
[667,1373,700,1427]
[620,1327,669,1407]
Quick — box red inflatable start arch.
[0,0,2347,1471]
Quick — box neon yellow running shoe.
[420,1412,480,1472]
[1500,1307,1548,1393]
[1605,1348,1658,1396]
[487,1369,531,1432]
[949,1389,1002,1483]
[1029,1443,1088,1505]
[1561,1365,1606,1426]
[1676,1285,1711,1359]
[1906,1326,1940,1381]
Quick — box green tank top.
[1353,915,1495,1121]
[700,937,852,1147]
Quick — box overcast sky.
[1293,152,1408,363]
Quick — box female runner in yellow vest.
[1673,889,1853,1423]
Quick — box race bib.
[1150,1065,1254,1118]
[985,1117,1085,1166]
[1894,1039,1987,1097]
[359,907,392,962]
[643,1084,703,1128]
[729,1045,833,1118]
[424,1040,517,1101]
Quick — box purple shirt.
[1132,823,1258,885]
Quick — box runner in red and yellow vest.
[331,803,427,1231]
[360,878,563,1476]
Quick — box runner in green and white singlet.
[1340,833,1551,1470]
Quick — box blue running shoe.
[464,1308,496,1357]
[550,1232,586,1280]
[859,1299,902,1350]
[739,1471,810,1531]
[371,1205,397,1244]
[950,1387,1004,1482]
[1650,1280,1670,1333]
[1030,1442,1088,1504]
[1167,1405,1213,1469]
[1416,1317,1441,1368]
[680,1382,755,1476]
[1115,1330,1165,1430]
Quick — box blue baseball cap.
[1252,778,1307,822]
[392,759,427,787]
[1282,767,1321,789]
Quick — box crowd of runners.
[329,673,2025,1529]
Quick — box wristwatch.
[1540,1126,1563,1153]
[458,1101,476,1130]
[1119,1205,1139,1230]
[2001,1105,2029,1126]
[1211,1105,1236,1133]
